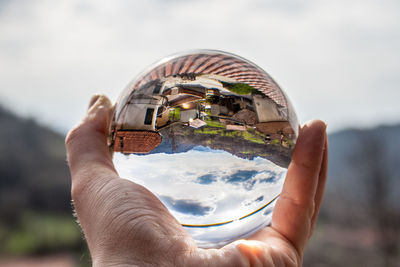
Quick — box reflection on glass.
[109,50,298,248]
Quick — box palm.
[66,95,327,266]
[75,175,298,266]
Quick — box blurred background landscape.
[1,0,399,266]
[0,106,398,266]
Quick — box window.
[153,82,162,94]
[157,106,164,117]
[144,108,154,125]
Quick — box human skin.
[65,95,328,267]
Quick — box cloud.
[224,170,258,183]
[159,195,214,217]
[115,148,286,224]
[197,174,217,185]
[196,169,280,189]
[223,170,258,190]
[259,177,276,184]
[0,0,399,132]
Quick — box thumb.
[65,95,117,181]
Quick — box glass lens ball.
[109,50,299,248]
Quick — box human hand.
[66,95,327,266]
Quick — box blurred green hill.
[0,105,399,266]
[0,106,71,219]
[0,106,85,262]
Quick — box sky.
[114,146,286,246]
[114,147,285,224]
[114,146,286,247]
[0,0,399,133]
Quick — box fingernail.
[303,120,327,130]
[88,95,101,109]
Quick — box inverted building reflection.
[111,73,296,166]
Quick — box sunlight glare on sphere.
[109,50,298,248]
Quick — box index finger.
[65,95,118,192]
[271,120,327,254]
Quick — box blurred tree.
[304,125,400,266]
[362,137,400,267]
[0,106,83,257]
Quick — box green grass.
[286,139,295,147]
[244,137,265,144]
[205,120,226,128]
[270,139,280,145]
[169,107,180,121]
[195,127,268,145]
[222,82,257,95]
[194,129,220,135]
[223,131,239,137]
[241,131,265,144]
[0,212,82,256]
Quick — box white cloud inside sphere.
[113,148,286,224]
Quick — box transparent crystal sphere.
[109,50,299,248]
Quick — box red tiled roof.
[113,130,162,154]
[131,51,287,108]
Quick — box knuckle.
[70,175,88,202]
[279,194,315,220]
[65,123,85,147]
